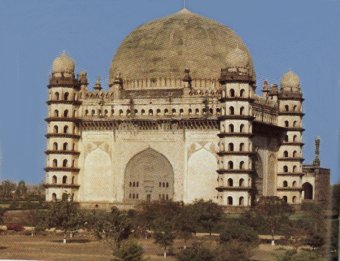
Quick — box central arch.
[124,148,174,202]
[302,182,313,200]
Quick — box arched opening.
[293,105,297,111]
[293,165,297,172]
[55,92,60,100]
[64,92,69,101]
[227,196,233,205]
[302,182,313,200]
[53,125,58,133]
[188,108,192,115]
[285,121,289,127]
[239,178,245,187]
[120,109,124,116]
[52,193,57,202]
[292,181,297,187]
[52,159,57,167]
[71,176,75,185]
[52,175,57,184]
[292,196,297,203]
[239,197,244,206]
[164,109,169,115]
[284,135,289,142]
[62,176,67,184]
[172,108,176,115]
[85,110,89,116]
[293,121,297,127]
[239,161,245,170]
[54,110,59,117]
[285,105,289,112]
[149,109,153,116]
[229,124,234,133]
[91,110,95,116]
[227,178,233,187]
[230,89,235,97]
[240,107,244,115]
[283,180,288,187]
[63,142,68,151]
[53,142,58,150]
[283,166,288,173]
[63,110,69,117]
[228,143,234,151]
[240,124,244,133]
[240,89,245,97]
[63,159,68,167]
[239,143,244,151]
[228,161,233,170]
[157,109,161,115]
[293,135,297,142]
[282,196,287,203]
[124,148,174,202]
[284,151,288,157]
[229,106,234,115]
[63,126,68,134]
[293,151,297,157]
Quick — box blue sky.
[0,0,339,184]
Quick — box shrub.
[6,223,24,232]
[113,240,144,261]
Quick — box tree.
[191,200,223,236]
[219,222,258,244]
[113,240,144,261]
[0,180,16,199]
[43,200,84,243]
[154,227,175,259]
[177,242,215,261]
[15,180,27,199]
[252,196,293,245]
[175,204,198,249]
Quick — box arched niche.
[187,148,218,203]
[302,182,313,200]
[83,148,113,201]
[124,148,174,202]
[252,153,263,202]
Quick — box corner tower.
[276,71,304,204]
[45,53,81,202]
[217,47,256,207]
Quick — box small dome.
[225,46,250,69]
[281,70,300,89]
[52,52,75,74]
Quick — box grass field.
[0,233,287,261]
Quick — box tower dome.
[109,9,255,87]
[52,52,75,74]
[281,70,300,90]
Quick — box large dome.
[109,8,255,86]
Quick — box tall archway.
[302,182,313,200]
[252,153,263,202]
[124,148,174,202]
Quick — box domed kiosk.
[44,8,330,210]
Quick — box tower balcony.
[45,133,80,139]
[43,183,80,189]
[278,111,304,116]
[217,169,254,174]
[277,157,304,162]
[218,115,255,121]
[217,132,253,138]
[45,150,80,156]
[217,151,255,156]
[45,117,81,123]
[216,186,252,191]
[44,167,80,172]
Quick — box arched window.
[239,161,245,170]
[55,92,60,100]
[285,105,289,112]
[53,125,58,133]
[282,196,287,203]
[284,151,288,157]
[230,89,235,97]
[172,108,176,115]
[293,105,297,111]
[157,109,161,115]
[292,196,297,203]
[63,142,68,151]
[293,135,297,142]
[240,107,244,115]
[292,181,297,187]
[119,109,124,116]
[53,142,58,150]
[54,110,59,117]
[284,135,289,142]
[149,109,153,116]
[285,121,289,127]
[283,180,288,187]
[293,165,297,172]
[104,109,108,116]
[229,106,234,115]
[240,89,245,97]
[63,159,68,167]
[228,161,233,170]
[166,182,169,188]
[239,197,244,206]
[64,92,69,101]
[293,151,297,157]
[283,166,288,173]
[228,143,234,151]
[293,121,297,127]
[85,110,89,116]
[63,125,68,134]
[164,109,169,115]
[63,110,68,117]
[62,176,67,184]
[239,143,244,151]
[71,176,75,185]
[227,178,233,187]
[91,110,95,116]
[239,178,245,187]
[180,109,184,115]
[126,109,131,116]
[227,196,233,205]
[133,182,135,187]
[52,175,57,184]
[52,193,57,202]
[188,108,193,115]
[52,159,57,167]
[229,124,234,133]
[240,124,244,133]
